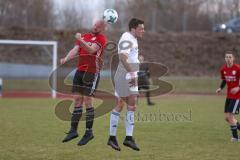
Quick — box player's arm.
[76,33,100,54]
[216,68,226,94]
[119,53,134,73]
[216,80,226,94]
[60,45,79,64]
[119,53,137,86]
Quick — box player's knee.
[228,115,236,124]
[127,105,136,111]
[118,99,125,107]
[114,106,123,112]
[127,96,137,106]
[84,96,93,107]
[74,96,83,106]
[224,114,230,122]
[224,113,230,122]
[225,117,230,122]
[114,100,124,112]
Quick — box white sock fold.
[125,110,135,136]
[109,110,120,136]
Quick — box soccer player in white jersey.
[107,18,145,151]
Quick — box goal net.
[0,40,57,98]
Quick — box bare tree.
[117,0,229,32]
[60,4,83,30]
[0,0,55,29]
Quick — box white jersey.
[114,32,139,97]
[117,32,139,72]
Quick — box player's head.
[129,18,145,38]
[225,50,235,66]
[92,20,107,34]
[139,55,144,63]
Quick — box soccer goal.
[0,40,58,99]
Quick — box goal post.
[0,39,58,99]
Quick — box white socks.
[109,110,120,136]
[125,111,135,136]
[109,110,135,137]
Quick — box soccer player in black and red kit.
[60,20,107,146]
[216,51,240,142]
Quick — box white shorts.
[114,69,139,98]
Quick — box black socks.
[86,107,94,130]
[71,106,83,131]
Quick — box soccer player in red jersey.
[216,51,240,142]
[60,20,107,146]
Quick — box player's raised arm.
[76,36,100,55]
[60,45,79,64]
[75,21,106,55]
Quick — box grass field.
[0,95,239,160]
[3,76,220,93]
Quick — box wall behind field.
[0,27,240,76]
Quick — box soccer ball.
[103,9,118,24]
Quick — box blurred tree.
[114,0,240,32]
[1,0,240,31]
[226,0,240,18]
[0,0,55,29]
[59,3,83,30]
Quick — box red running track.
[2,91,74,98]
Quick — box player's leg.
[71,95,84,130]
[62,94,84,142]
[145,85,155,106]
[123,94,140,151]
[77,72,100,146]
[77,96,95,146]
[62,70,84,143]
[107,97,125,151]
[226,99,240,141]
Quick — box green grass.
[2,76,221,94]
[0,95,239,160]
[3,79,50,91]
[161,76,220,93]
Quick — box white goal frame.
[0,39,58,99]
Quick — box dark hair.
[225,50,237,59]
[128,18,144,31]
[225,50,235,55]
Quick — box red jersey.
[220,64,240,99]
[75,33,106,73]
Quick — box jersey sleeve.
[118,34,132,55]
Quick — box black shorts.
[224,98,240,114]
[138,76,150,90]
[72,70,100,96]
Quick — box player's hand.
[231,87,240,94]
[75,33,82,40]
[60,58,66,65]
[216,88,222,94]
[129,77,137,87]
[126,72,138,87]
